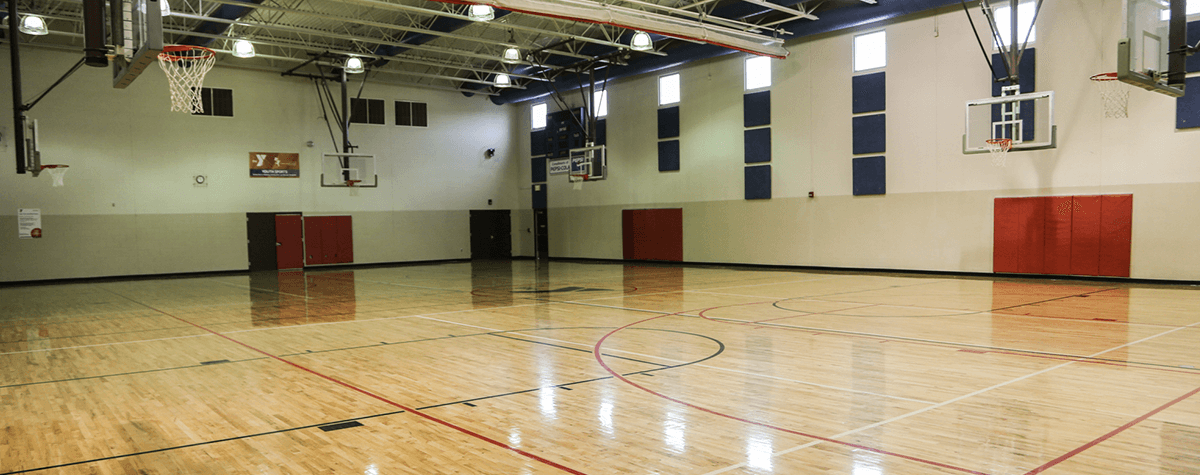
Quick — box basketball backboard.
[1118,0,1189,97]
[963,91,1056,154]
[111,0,165,88]
[568,145,606,182]
[321,153,377,187]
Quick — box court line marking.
[692,318,1200,475]
[98,288,589,475]
[414,315,938,405]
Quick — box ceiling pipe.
[490,0,964,104]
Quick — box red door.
[275,215,304,270]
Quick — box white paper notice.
[18,208,42,239]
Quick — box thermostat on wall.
[194,175,208,187]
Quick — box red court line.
[144,305,587,475]
[593,305,992,475]
[1023,384,1200,474]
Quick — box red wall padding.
[304,215,354,266]
[1099,195,1133,278]
[994,195,1131,277]
[622,209,683,262]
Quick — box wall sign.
[548,159,571,175]
[250,152,300,177]
[18,208,41,239]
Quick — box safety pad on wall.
[531,130,546,157]
[852,114,886,155]
[993,194,1132,277]
[658,106,680,139]
[852,156,885,196]
[622,208,683,262]
[744,91,771,128]
[596,119,607,145]
[532,184,547,210]
[744,165,771,200]
[744,128,771,163]
[531,157,546,183]
[852,72,886,114]
[659,140,680,171]
[1177,76,1200,129]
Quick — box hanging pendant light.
[468,5,494,21]
[630,31,653,51]
[344,57,365,74]
[160,0,172,17]
[232,39,256,58]
[494,73,512,88]
[18,16,50,36]
[501,47,521,64]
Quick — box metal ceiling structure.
[4,0,964,103]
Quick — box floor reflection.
[470,260,514,308]
[248,271,357,327]
[991,282,1130,361]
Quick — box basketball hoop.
[985,138,1012,168]
[345,179,362,187]
[570,174,588,191]
[157,45,217,113]
[1090,73,1129,119]
[41,165,69,187]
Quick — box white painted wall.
[1,48,522,282]
[522,1,1200,280]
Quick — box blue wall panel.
[658,106,680,139]
[1190,21,1200,73]
[852,156,886,196]
[744,91,771,128]
[991,49,1036,96]
[531,130,546,156]
[659,140,681,171]
[595,119,607,146]
[1177,76,1200,129]
[852,114,886,155]
[532,185,547,209]
[531,157,546,183]
[745,165,771,200]
[744,128,771,163]
[852,72,886,114]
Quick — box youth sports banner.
[249,152,300,177]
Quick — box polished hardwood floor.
[1,260,1198,474]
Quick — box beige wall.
[523,1,1200,281]
[1,49,522,282]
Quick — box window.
[745,56,772,90]
[532,102,547,130]
[192,87,233,117]
[350,98,385,125]
[1160,0,1200,20]
[853,31,887,72]
[992,2,1036,48]
[658,73,680,106]
[593,90,608,118]
[395,101,427,127]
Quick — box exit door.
[470,210,512,259]
[275,215,304,269]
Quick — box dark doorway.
[469,210,512,259]
[246,212,302,271]
[533,209,548,260]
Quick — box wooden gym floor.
[1,260,1198,474]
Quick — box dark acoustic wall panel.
[1176,76,1200,129]
[622,209,683,262]
[852,114,886,155]
[658,106,680,139]
[852,156,886,196]
[745,165,771,200]
[596,119,607,146]
[852,72,886,114]
[744,128,771,163]
[1070,195,1103,276]
[1190,21,1200,73]
[532,185,547,210]
[991,49,1036,96]
[744,91,771,128]
[531,130,546,156]
[1099,194,1133,278]
[531,157,546,183]
[1043,196,1073,275]
[993,198,1021,273]
[659,140,681,171]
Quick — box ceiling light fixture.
[468,5,494,21]
[18,16,50,36]
[345,56,365,74]
[232,39,256,58]
[501,47,521,64]
[630,31,653,51]
[494,73,512,88]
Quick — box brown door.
[275,215,304,270]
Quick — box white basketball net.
[1092,74,1129,119]
[157,47,217,113]
[986,138,1012,168]
[45,167,68,187]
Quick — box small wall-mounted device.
[485,148,496,158]
[194,175,208,187]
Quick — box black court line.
[769,285,1123,319]
[3,327,725,474]
[317,421,364,432]
[487,333,669,368]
